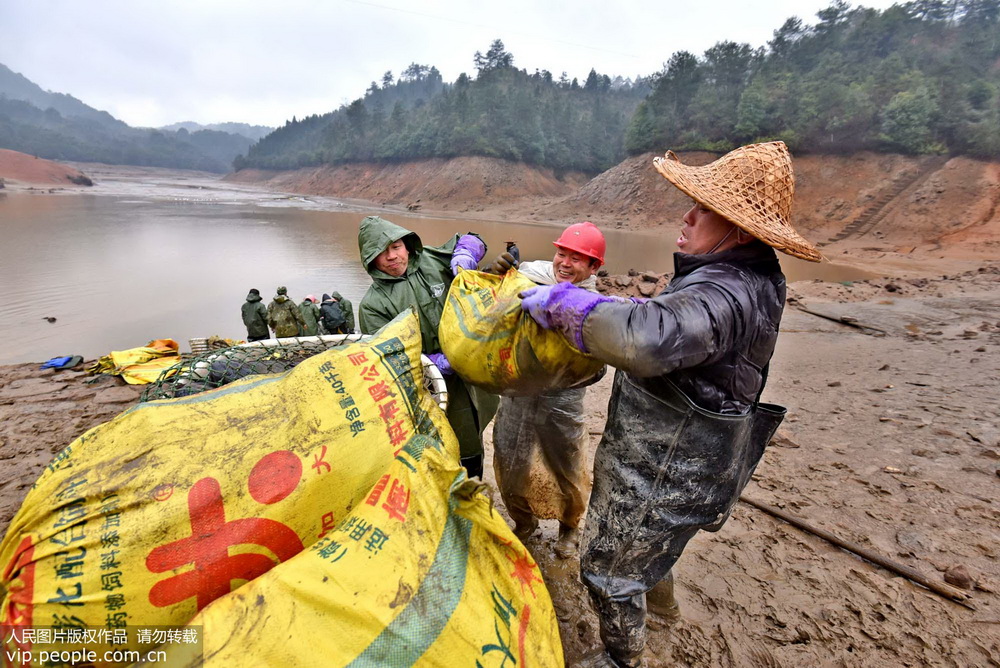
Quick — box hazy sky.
[3,0,903,129]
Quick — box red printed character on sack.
[145,450,305,610]
[2,536,37,632]
[498,538,543,598]
[498,347,515,378]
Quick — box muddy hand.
[490,251,518,275]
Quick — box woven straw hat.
[652,141,821,262]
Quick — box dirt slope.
[543,152,1000,253]
[226,156,589,211]
[0,148,93,187]
[230,151,1000,263]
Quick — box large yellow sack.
[0,311,455,663]
[165,432,564,667]
[439,269,604,395]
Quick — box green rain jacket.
[299,299,321,336]
[241,292,269,339]
[267,295,306,338]
[331,291,355,333]
[357,215,499,459]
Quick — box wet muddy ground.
[2,263,998,666]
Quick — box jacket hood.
[273,294,290,303]
[358,215,423,279]
[246,292,262,303]
[321,293,332,302]
[331,291,344,300]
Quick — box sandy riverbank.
[0,148,93,188]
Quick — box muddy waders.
[580,372,785,665]
[493,386,591,551]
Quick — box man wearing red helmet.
[489,221,607,559]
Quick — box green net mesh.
[140,337,364,402]
[139,336,448,409]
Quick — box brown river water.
[0,169,875,364]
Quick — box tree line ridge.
[239,2,1000,175]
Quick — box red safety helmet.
[553,221,606,266]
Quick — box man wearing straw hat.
[519,142,821,667]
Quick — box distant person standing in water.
[267,286,305,338]
[241,288,269,342]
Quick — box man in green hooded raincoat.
[357,215,499,478]
[298,295,321,336]
[241,288,269,341]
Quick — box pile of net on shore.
[141,336,364,401]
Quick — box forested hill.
[628,0,1000,158]
[0,64,123,130]
[0,64,259,172]
[240,3,1000,176]
[237,41,651,174]
[160,121,274,142]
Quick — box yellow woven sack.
[1,310,455,664]
[164,432,564,667]
[439,269,604,396]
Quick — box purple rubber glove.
[426,352,453,375]
[450,234,487,275]
[519,283,615,353]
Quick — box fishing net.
[140,335,448,409]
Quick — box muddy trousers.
[582,527,700,664]
[580,372,786,665]
[444,374,499,464]
[492,388,589,528]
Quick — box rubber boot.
[573,648,644,668]
[586,589,647,667]
[645,570,681,630]
[554,523,580,559]
[512,514,538,541]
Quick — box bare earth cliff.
[227,151,1000,267]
